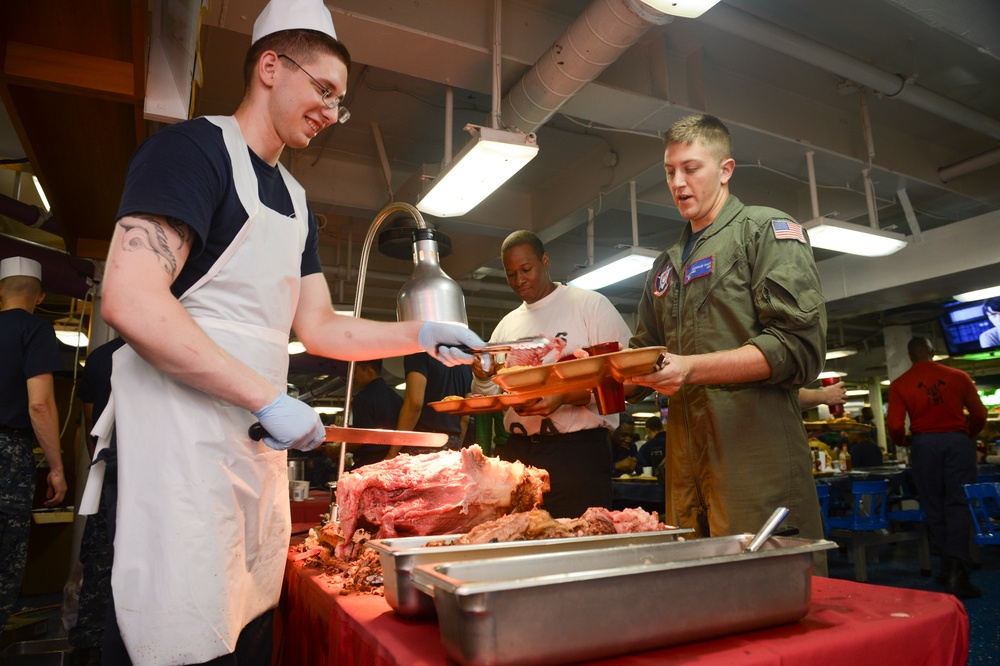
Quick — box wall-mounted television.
[939,296,1000,361]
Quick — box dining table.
[273,539,969,666]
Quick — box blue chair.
[963,482,1000,546]
[815,483,831,536]
[978,473,1000,484]
[827,480,901,582]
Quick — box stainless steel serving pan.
[366,528,692,619]
[411,534,836,666]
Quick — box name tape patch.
[684,256,713,284]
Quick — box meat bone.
[248,423,447,447]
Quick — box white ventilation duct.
[500,0,672,133]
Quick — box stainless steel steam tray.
[410,534,836,666]
[365,528,692,619]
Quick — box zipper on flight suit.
[674,240,710,524]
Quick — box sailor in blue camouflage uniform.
[0,256,67,629]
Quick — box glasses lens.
[337,106,351,124]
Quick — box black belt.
[508,427,608,444]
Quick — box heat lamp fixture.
[416,125,538,218]
[803,217,908,257]
[337,202,470,479]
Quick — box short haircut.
[618,412,635,427]
[984,297,1000,314]
[243,29,351,91]
[356,358,383,374]
[0,275,42,299]
[664,113,732,162]
[907,336,934,358]
[644,416,663,432]
[501,230,545,261]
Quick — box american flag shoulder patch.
[772,219,806,243]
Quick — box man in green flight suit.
[626,114,827,573]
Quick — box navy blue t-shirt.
[0,309,65,429]
[403,353,472,436]
[116,118,321,297]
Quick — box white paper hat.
[0,256,42,281]
[252,0,337,44]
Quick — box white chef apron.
[81,115,308,665]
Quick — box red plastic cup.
[584,341,625,415]
[822,375,844,416]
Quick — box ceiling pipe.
[938,146,1000,182]
[0,233,94,299]
[0,192,61,236]
[700,4,1000,141]
[500,0,672,133]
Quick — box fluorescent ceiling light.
[288,341,307,354]
[632,411,658,419]
[817,371,847,380]
[416,125,538,218]
[825,348,857,360]
[953,285,1000,302]
[637,0,722,18]
[395,382,407,391]
[803,217,907,257]
[32,175,50,212]
[845,389,870,397]
[55,330,88,347]
[567,247,659,290]
[313,406,343,415]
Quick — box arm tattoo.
[118,215,189,278]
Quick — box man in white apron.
[84,1,484,663]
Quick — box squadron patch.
[772,219,806,243]
[653,265,673,297]
[684,256,713,284]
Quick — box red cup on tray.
[584,341,625,415]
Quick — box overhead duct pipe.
[938,146,1000,183]
[700,4,1000,141]
[500,0,672,133]
[0,192,61,236]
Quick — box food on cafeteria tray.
[334,444,549,559]
[441,395,465,401]
[428,507,670,546]
[497,365,530,374]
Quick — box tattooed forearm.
[119,216,178,277]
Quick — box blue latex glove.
[252,393,326,452]
[418,322,487,366]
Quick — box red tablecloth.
[274,546,969,666]
[289,490,329,524]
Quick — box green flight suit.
[631,195,827,555]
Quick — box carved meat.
[436,507,669,546]
[335,444,549,558]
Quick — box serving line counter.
[273,540,968,666]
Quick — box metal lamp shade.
[397,229,469,326]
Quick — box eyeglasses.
[278,54,350,124]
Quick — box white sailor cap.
[0,256,42,281]
[252,0,337,44]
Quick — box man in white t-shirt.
[472,231,632,517]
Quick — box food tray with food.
[367,527,691,619]
[411,534,835,666]
[428,395,505,415]
[491,346,667,394]
[804,420,875,433]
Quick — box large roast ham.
[334,444,549,558]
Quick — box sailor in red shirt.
[887,337,987,598]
